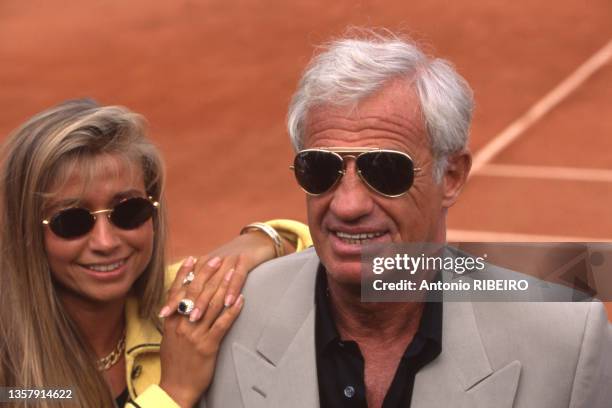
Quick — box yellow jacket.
[125,220,311,407]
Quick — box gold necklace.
[96,331,126,371]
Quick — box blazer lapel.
[463,360,521,408]
[232,252,320,408]
[412,301,521,407]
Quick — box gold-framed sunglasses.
[42,196,159,239]
[290,147,422,198]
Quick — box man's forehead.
[303,109,428,153]
[303,80,427,150]
[306,112,423,137]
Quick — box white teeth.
[335,231,384,244]
[84,259,126,272]
[336,231,384,239]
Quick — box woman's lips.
[78,256,130,280]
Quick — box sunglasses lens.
[357,151,414,196]
[49,208,95,239]
[110,197,155,230]
[294,151,343,194]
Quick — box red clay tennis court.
[1,0,611,314]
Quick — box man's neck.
[326,277,424,343]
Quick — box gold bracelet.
[240,222,285,258]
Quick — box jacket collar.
[232,250,320,407]
[124,295,163,399]
[412,299,521,407]
[255,253,319,365]
[125,296,162,353]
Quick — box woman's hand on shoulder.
[159,257,244,407]
[159,233,276,319]
[196,229,293,309]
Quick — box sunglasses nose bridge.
[335,160,366,194]
[90,208,113,221]
[339,154,358,163]
[88,209,119,232]
[86,207,122,251]
[340,155,359,177]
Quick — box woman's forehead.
[45,154,145,204]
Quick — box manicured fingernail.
[189,308,202,322]
[224,294,235,307]
[224,268,235,282]
[207,256,222,268]
[184,256,195,268]
[159,306,171,318]
[235,294,244,308]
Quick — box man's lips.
[328,229,390,257]
[333,230,386,245]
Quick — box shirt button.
[131,365,142,379]
[344,386,355,398]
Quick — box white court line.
[478,164,612,182]
[470,38,612,175]
[448,229,612,242]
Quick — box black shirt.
[315,266,442,408]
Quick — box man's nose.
[88,215,121,253]
[329,160,375,221]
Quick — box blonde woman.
[0,99,311,407]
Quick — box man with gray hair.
[202,30,611,408]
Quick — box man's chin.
[323,260,363,287]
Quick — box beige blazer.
[203,248,612,408]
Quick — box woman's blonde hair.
[0,99,168,407]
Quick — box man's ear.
[441,150,471,208]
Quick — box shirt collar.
[315,264,442,356]
[315,263,339,355]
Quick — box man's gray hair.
[287,30,474,181]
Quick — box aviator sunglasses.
[291,147,422,197]
[42,196,159,239]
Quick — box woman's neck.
[58,291,126,358]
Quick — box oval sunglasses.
[42,196,159,239]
